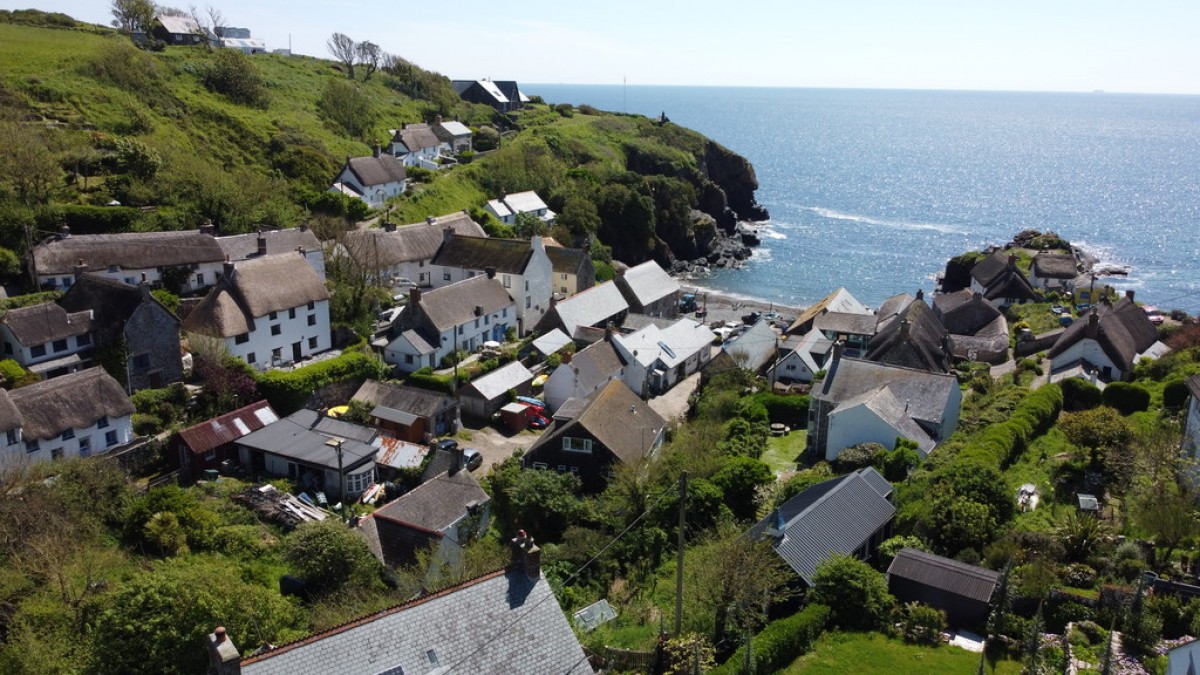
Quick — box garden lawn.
[762,430,807,476]
[782,632,1021,674]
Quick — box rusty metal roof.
[177,400,278,455]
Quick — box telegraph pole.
[674,471,688,636]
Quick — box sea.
[530,85,1200,314]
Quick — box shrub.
[0,358,27,388]
[809,555,894,631]
[709,604,830,675]
[255,349,386,414]
[407,366,466,395]
[1102,382,1151,415]
[750,392,809,427]
[1061,377,1103,411]
[201,49,269,107]
[835,443,886,472]
[898,603,947,645]
[1164,378,1191,410]
[132,412,163,436]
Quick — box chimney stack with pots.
[409,286,422,305]
[257,234,267,257]
[1087,309,1099,339]
[510,530,541,579]
[73,258,88,281]
[206,626,242,675]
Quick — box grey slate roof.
[33,230,225,275]
[558,339,625,394]
[0,301,91,346]
[615,260,679,308]
[750,467,895,585]
[1048,296,1162,369]
[372,468,488,533]
[352,380,453,418]
[1187,374,1200,401]
[866,298,951,373]
[236,409,377,472]
[8,367,134,441]
[887,547,1000,604]
[462,361,534,401]
[239,567,592,675]
[57,273,175,344]
[816,356,958,432]
[345,154,407,187]
[543,281,629,336]
[723,320,779,372]
[532,329,572,357]
[341,213,486,268]
[529,380,665,464]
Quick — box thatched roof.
[0,302,91,346]
[33,230,225,275]
[183,255,328,338]
[9,367,133,441]
[340,213,485,268]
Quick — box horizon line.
[525,82,1200,97]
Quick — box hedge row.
[709,603,830,675]
[956,383,1063,469]
[750,392,810,428]
[406,367,469,395]
[255,349,386,415]
[1101,381,1151,415]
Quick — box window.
[3,342,10,354]
[51,447,63,460]
[525,280,529,291]
[561,272,568,280]
[52,339,68,352]
[307,301,315,310]
[105,430,117,447]
[97,416,108,429]
[443,271,451,281]
[473,318,479,329]
[308,314,316,326]
[247,352,256,364]
[195,273,204,286]
[346,467,376,494]
[404,354,414,365]
[457,325,464,335]
[107,265,119,273]
[269,311,278,321]
[78,436,90,458]
[61,429,75,441]
[526,296,531,309]
[532,462,548,470]
[271,347,282,362]
[132,353,150,370]
[6,429,18,445]
[235,333,250,344]
[562,437,593,453]
[288,308,296,320]
[502,308,507,317]
[31,345,46,358]
[484,315,490,325]
[271,324,281,336]
[26,439,39,454]
[77,334,91,347]
[419,261,425,268]
[502,275,511,288]
[308,337,318,349]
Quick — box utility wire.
[443,486,677,673]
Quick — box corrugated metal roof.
[886,547,1000,604]
[371,405,418,426]
[177,400,278,455]
[375,437,428,470]
[532,329,572,357]
[750,467,895,585]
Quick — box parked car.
[1143,305,1165,325]
[437,438,459,452]
[463,448,482,471]
[529,414,550,429]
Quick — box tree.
[281,519,382,596]
[110,0,155,33]
[474,125,500,152]
[202,49,269,107]
[513,211,547,238]
[1057,510,1111,563]
[1133,479,1199,570]
[487,457,589,542]
[1058,406,1136,468]
[326,32,357,79]
[317,78,377,140]
[0,114,61,205]
[692,520,796,647]
[711,456,773,521]
[355,40,382,81]
[809,554,895,631]
[556,196,601,241]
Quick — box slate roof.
[216,228,321,260]
[235,409,377,472]
[502,190,548,214]
[176,400,278,456]
[787,287,870,334]
[345,154,406,187]
[436,120,472,137]
[0,302,91,346]
[406,276,513,334]
[183,255,329,338]
[614,319,715,370]
[156,13,203,35]
[341,213,485,268]
[866,298,951,373]
[58,273,175,344]
[814,311,878,336]
[544,281,629,336]
[532,329,572,357]
[829,385,939,454]
[462,361,534,401]
[723,320,780,372]
[238,566,591,675]
[352,380,453,419]
[1187,374,1200,400]
[816,356,958,433]
[749,467,895,585]
[887,547,1000,604]
[372,468,488,534]
[494,81,530,104]
[433,235,534,274]
[615,260,679,308]
[453,79,509,104]
[1032,252,1079,279]
[529,380,665,464]
[33,230,225,275]
[1048,296,1163,370]
[557,339,626,396]
[8,367,133,442]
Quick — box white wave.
[804,207,969,235]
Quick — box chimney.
[899,318,911,341]
[831,340,845,364]
[256,234,267,257]
[299,221,308,232]
[1007,254,1017,269]
[1125,289,1135,301]
[561,350,572,365]
[443,226,454,245]
[372,144,381,158]
[139,273,152,300]
[223,257,235,280]
[474,305,484,316]
[485,266,496,279]
[345,155,352,169]
[426,215,436,225]
[435,114,443,125]
[972,291,983,302]
[383,221,397,233]
[58,224,71,240]
[531,234,545,253]
[206,626,242,675]
[1087,309,1099,339]
[200,219,216,237]
[510,530,541,579]
[73,258,88,281]
[409,286,422,305]
[449,444,464,475]
[915,288,924,301]
[498,188,506,200]
[604,322,614,342]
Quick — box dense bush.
[898,602,947,645]
[407,366,467,395]
[709,604,830,675]
[809,554,894,631]
[132,383,190,426]
[834,442,886,473]
[750,392,809,428]
[256,348,386,414]
[201,49,270,107]
[55,203,144,233]
[954,383,1063,468]
[1102,381,1151,415]
[1163,378,1192,410]
[281,519,382,596]
[1060,376,1103,411]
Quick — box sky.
[7,0,1200,94]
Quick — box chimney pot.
[199,219,216,237]
[426,215,435,225]
[832,340,845,363]
[485,266,496,279]
[915,288,924,301]
[899,318,911,341]
[384,221,397,233]
[223,257,235,280]
[59,224,71,239]
[1125,289,1135,301]
[510,531,541,578]
[1087,309,1099,339]
[257,234,267,256]
[443,226,454,245]
[373,144,381,158]
[73,259,89,280]
[409,286,422,305]
[215,627,227,643]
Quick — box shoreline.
[679,284,803,325]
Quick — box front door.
[292,341,303,362]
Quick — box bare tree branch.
[356,41,382,82]
[327,32,357,79]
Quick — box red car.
[528,414,550,429]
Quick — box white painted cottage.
[431,234,554,335]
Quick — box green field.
[762,430,807,475]
[783,632,1021,674]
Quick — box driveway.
[649,372,700,425]
[456,422,544,476]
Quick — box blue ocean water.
[531,85,1200,313]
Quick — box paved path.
[649,372,700,425]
